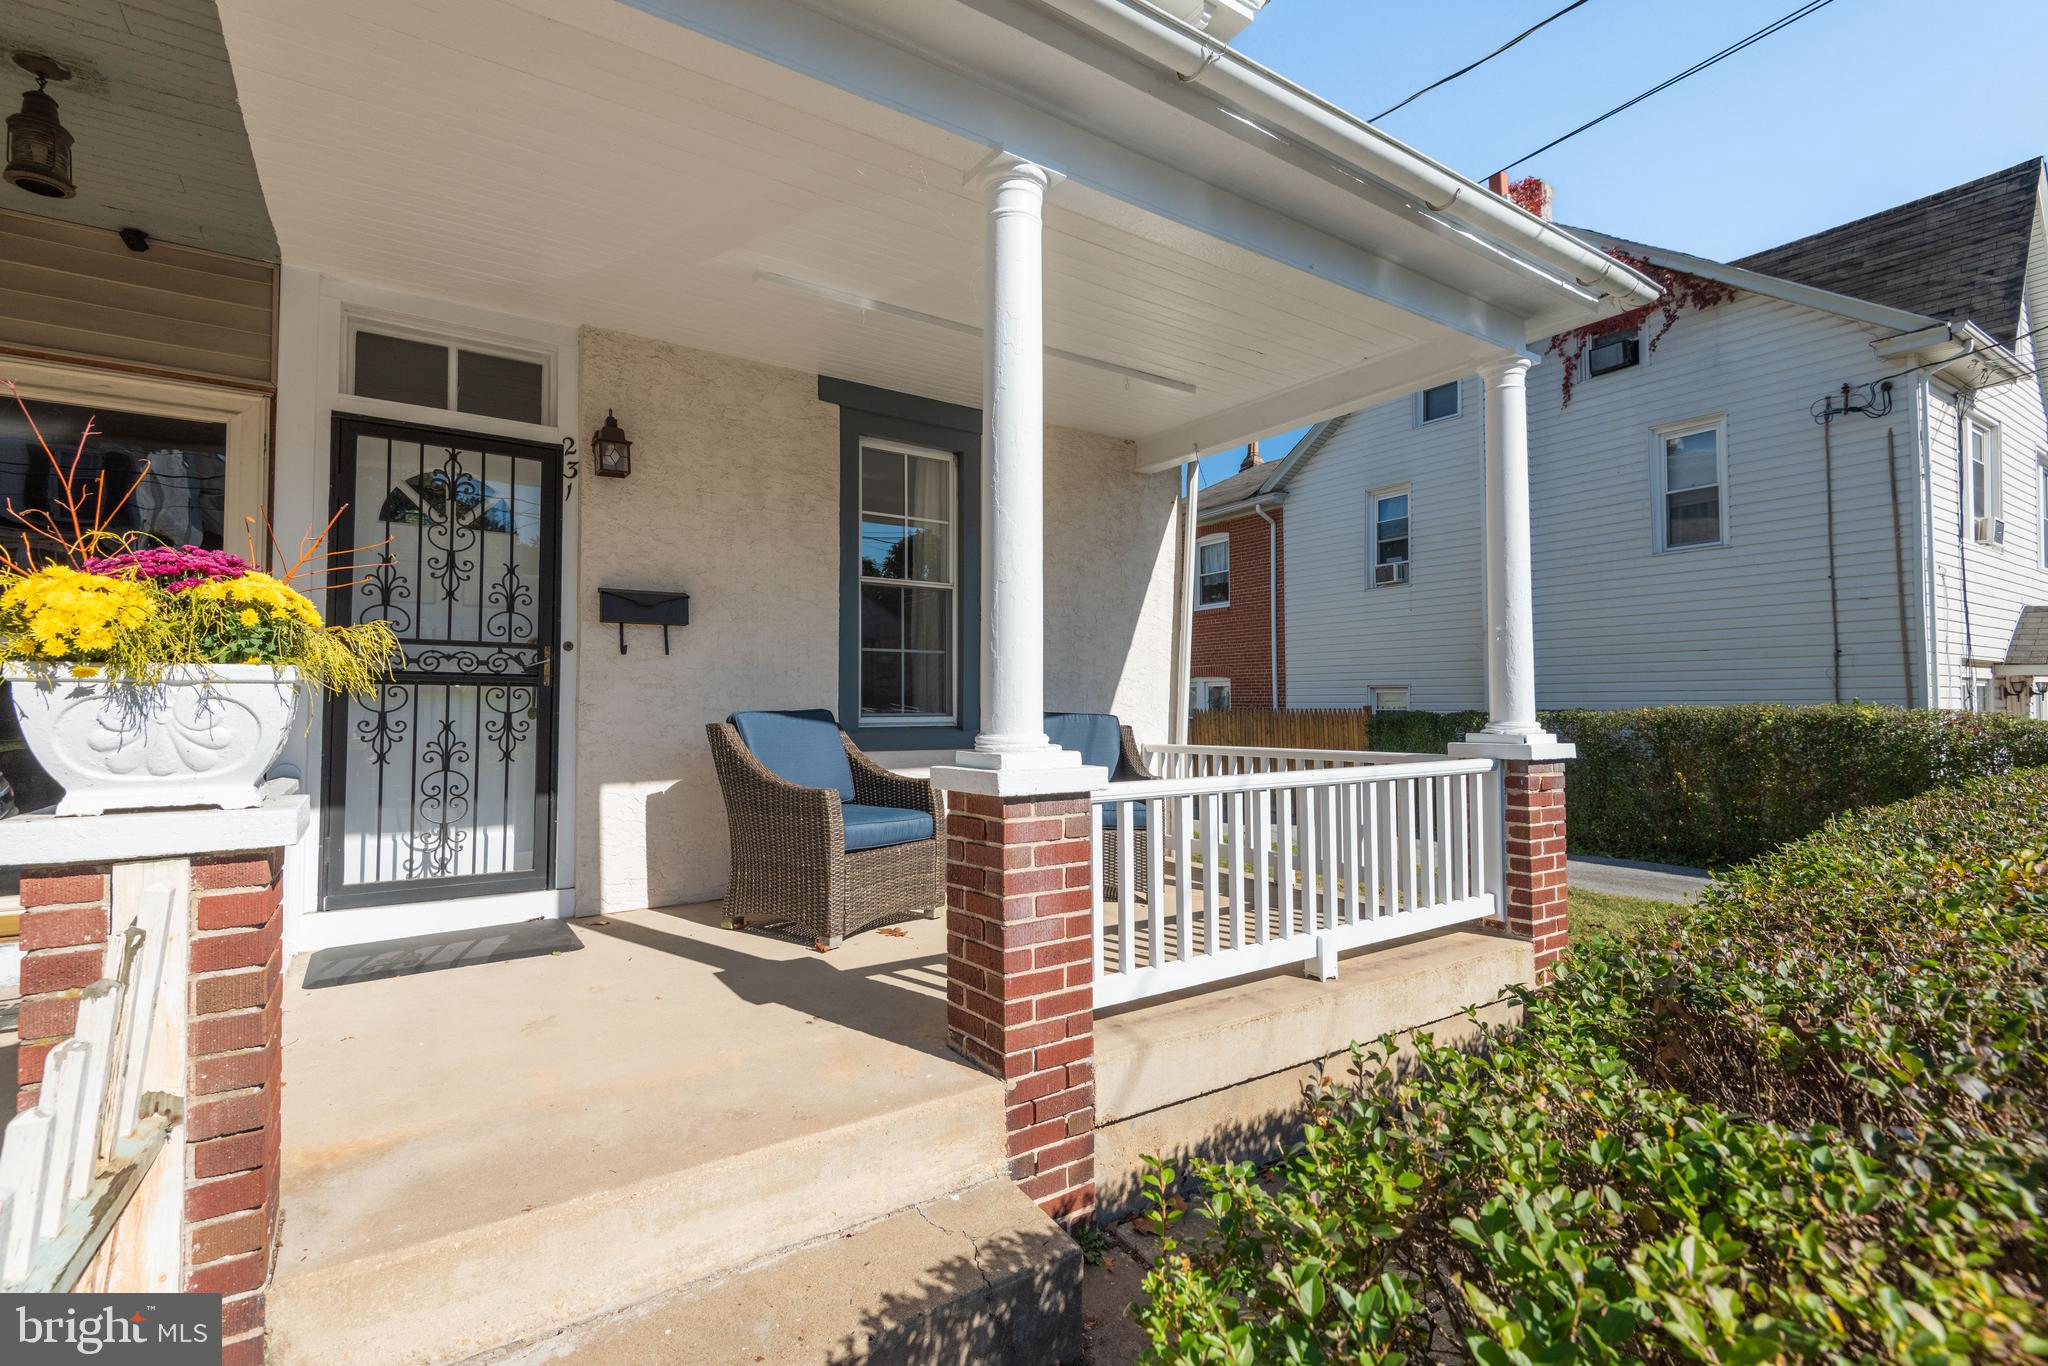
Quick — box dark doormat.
[303,918,582,989]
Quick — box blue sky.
[1195,0,2048,486]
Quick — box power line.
[1493,0,1841,176]
[1372,0,1595,122]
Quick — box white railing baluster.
[1399,779,1417,915]
[1420,776,1438,908]
[1342,782,1361,927]
[1297,784,1319,935]
[1323,784,1342,928]
[1146,797,1165,967]
[1116,800,1135,972]
[1277,783,1296,938]
[1253,789,1271,943]
[1452,774,1470,903]
[1228,790,1247,949]
[1173,794,1194,964]
[1201,790,1221,955]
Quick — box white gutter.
[1035,0,1662,310]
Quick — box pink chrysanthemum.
[83,545,253,593]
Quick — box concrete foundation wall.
[574,329,1178,915]
[1091,930,1531,1215]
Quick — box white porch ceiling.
[213,0,1517,452]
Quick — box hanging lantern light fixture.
[6,53,76,200]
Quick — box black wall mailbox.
[599,588,690,654]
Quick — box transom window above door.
[348,322,552,426]
[858,440,957,724]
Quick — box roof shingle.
[1734,159,2043,345]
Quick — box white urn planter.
[4,663,305,816]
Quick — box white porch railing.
[1090,753,1503,1007]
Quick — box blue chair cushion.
[1098,802,1148,831]
[728,709,855,801]
[1044,712,1124,773]
[841,803,936,851]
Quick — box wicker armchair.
[1043,713,1156,897]
[707,710,944,950]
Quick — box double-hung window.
[1653,418,1725,551]
[857,440,957,723]
[1967,419,2002,544]
[1196,533,1230,607]
[2038,460,2047,568]
[1370,487,1410,586]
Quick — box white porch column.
[975,155,1054,759]
[1452,353,1572,761]
[931,154,1099,798]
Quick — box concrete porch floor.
[269,903,1011,1363]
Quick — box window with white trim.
[1369,487,1410,586]
[1372,685,1410,712]
[1417,380,1460,425]
[1190,677,1232,713]
[2038,459,2047,569]
[347,321,552,425]
[1652,418,1725,551]
[858,440,958,723]
[1966,419,2002,544]
[1196,533,1230,607]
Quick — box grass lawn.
[1567,886,1684,939]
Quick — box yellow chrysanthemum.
[0,566,156,661]
[238,607,260,626]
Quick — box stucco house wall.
[574,327,1177,915]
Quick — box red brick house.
[1190,443,1289,710]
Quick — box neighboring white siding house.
[1278,159,2048,716]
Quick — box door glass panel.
[331,427,553,899]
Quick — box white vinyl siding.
[0,208,276,385]
[1284,376,1483,711]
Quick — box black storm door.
[322,416,562,910]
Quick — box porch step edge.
[267,1084,1005,1365]
[476,1178,1082,1366]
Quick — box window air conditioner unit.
[1976,517,2006,545]
[1374,559,1409,586]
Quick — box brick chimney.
[1238,439,1263,473]
[1489,174,1554,221]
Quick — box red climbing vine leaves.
[1544,249,1737,407]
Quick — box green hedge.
[1368,703,2048,866]
[1133,770,2048,1363]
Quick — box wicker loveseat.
[706,709,943,949]
[1044,712,1155,895]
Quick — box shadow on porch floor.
[269,903,1006,1363]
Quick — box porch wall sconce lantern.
[6,53,76,200]
[592,410,633,478]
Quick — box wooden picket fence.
[0,877,180,1291]
[1189,707,1373,752]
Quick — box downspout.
[1956,399,1977,705]
[1821,408,1843,702]
[1034,0,1659,304]
[1915,376,1941,707]
[1885,427,1916,707]
[1254,502,1280,707]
